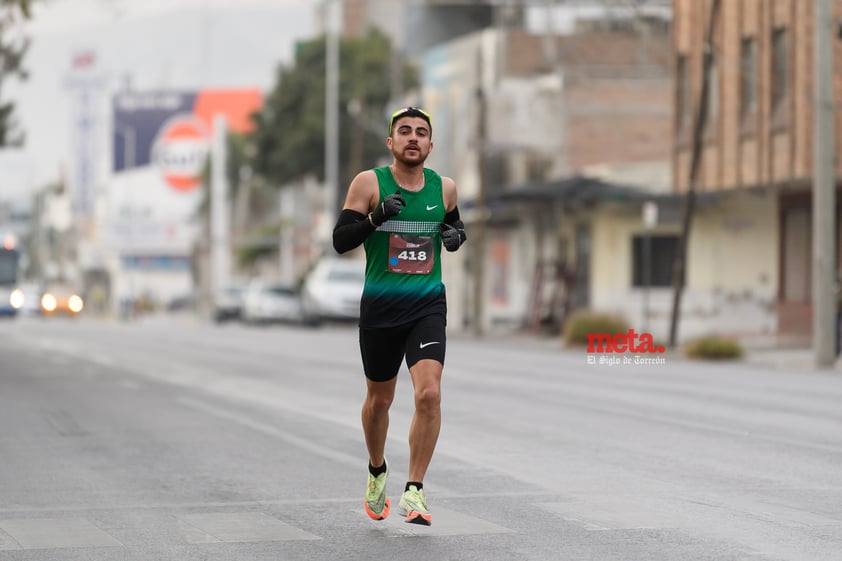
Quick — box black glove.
[440,222,466,252]
[370,191,406,226]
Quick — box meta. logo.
[151,115,209,192]
[586,329,666,354]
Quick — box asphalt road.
[0,315,841,561]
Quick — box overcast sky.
[1,0,316,200]
[0,0,671,202]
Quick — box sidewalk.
[466,329,842,373]
[731,333,842,372]
[741,347,817,371]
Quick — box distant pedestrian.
[332,107,467,525]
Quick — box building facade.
[672,0,842,337]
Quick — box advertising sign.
[108,89,263,255]
[113,89,262,175]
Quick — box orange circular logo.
[151,115,209,192]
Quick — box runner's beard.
[394,146,428,167]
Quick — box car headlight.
[9,288,24,309]
[68,294,84,313]
[41,293,57,312]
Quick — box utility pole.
[473,46,487,337]
[812,0,836,368]
[324,0,340,241]
[642,201,658,332]
[210,114,230,312]
[668,0,720,348]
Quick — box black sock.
[405,481,423,492]
[368,461,387,477]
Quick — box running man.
[332,107,467,525]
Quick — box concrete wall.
[590,188,778,342]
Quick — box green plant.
[562,310,630,346]
[684,336,744,360]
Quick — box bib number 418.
[397,250,427,261]
[388,234,434,275]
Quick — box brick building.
[672,0,842,336]
[554,27,673,173]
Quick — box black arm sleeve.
[443,206,467,243]
[444,206,464,228]
[333,209,376,254]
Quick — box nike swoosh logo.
[426,205,438,211]
[419,341,440,349]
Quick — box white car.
[213,282,246,323]
[301,257,365,325]
[240,280,302,324]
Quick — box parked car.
[213,282,246,323]
[40,283,84,317]
[240,280,302,324]
[300,257,365,325]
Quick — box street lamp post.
[210,114,230,314]
[114,123,136,318]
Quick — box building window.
[771,28,789,122]
[632,235,679,288]
[740,37,757,128]
[484,152,508,199]
[676,55,690,135]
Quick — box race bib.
[388,234,434,274]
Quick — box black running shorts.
[359,313,447,382]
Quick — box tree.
[0,0,33,147]
[251,28,418,190]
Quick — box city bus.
[0,235,23,317]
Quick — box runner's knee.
[366,391,394,413]
[414,384,441,410]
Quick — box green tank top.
[361,166,447,328]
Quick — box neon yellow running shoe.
[398,485,431,525]
[364,459,390,520]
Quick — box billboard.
[65,50,106,218]
[112,89,262,179]
[108,89,263,255]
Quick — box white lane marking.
[178,396,362,468]
[0,518,123,549]
[180,512,320,543]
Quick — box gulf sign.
[113,89,263,192]
[151,115,209,191]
